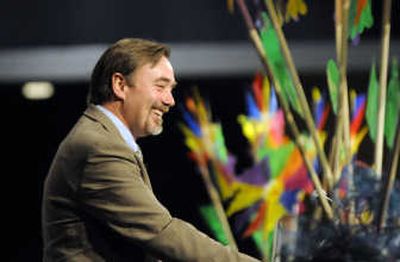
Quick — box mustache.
[155,105,170,114]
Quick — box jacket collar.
[83,103,123,140]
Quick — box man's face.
[123,56,176,138]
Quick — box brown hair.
[88,38,170,104]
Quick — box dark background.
[1,0,399,47]
[1,0,399,261]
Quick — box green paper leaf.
[264,142,296,179]
[252,230,275,260]
[199,205,229,245]
[366,63,379,142]
[214,124,229,163]
[358,0,373,33]
[348,0,374,40]
[259,12,303,118]
[385,59,400,149]
[326,59,339,114]
[348,0,358,39]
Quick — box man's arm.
[79,144,259,261]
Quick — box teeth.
[154,110,163,118]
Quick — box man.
[42,38,259,261]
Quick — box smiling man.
[42,38,259,262]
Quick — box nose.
[163,89,175,107]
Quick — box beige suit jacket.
[42,104,259,261]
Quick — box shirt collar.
[96,105,140,153]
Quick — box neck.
[101,101,131,133]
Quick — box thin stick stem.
[330,0,342,175]
[378,126,400,230]
[236,0,334,220]
[199,163,238,250]
[375,0,392,177]
[335,0,343,60]
[265,0,335,189]
[333,0,352,181]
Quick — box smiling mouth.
[153,109,163,123]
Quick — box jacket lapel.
[133,153,153,191]
[84,104,153,191]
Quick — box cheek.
[149,91,162,105]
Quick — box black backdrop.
[1,0,398,48]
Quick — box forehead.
[134,56,176,85]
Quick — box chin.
[148,126,163,136]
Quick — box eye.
[155,84,166,92]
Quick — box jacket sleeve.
[79,142,259,262]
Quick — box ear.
[111,72,127,100]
